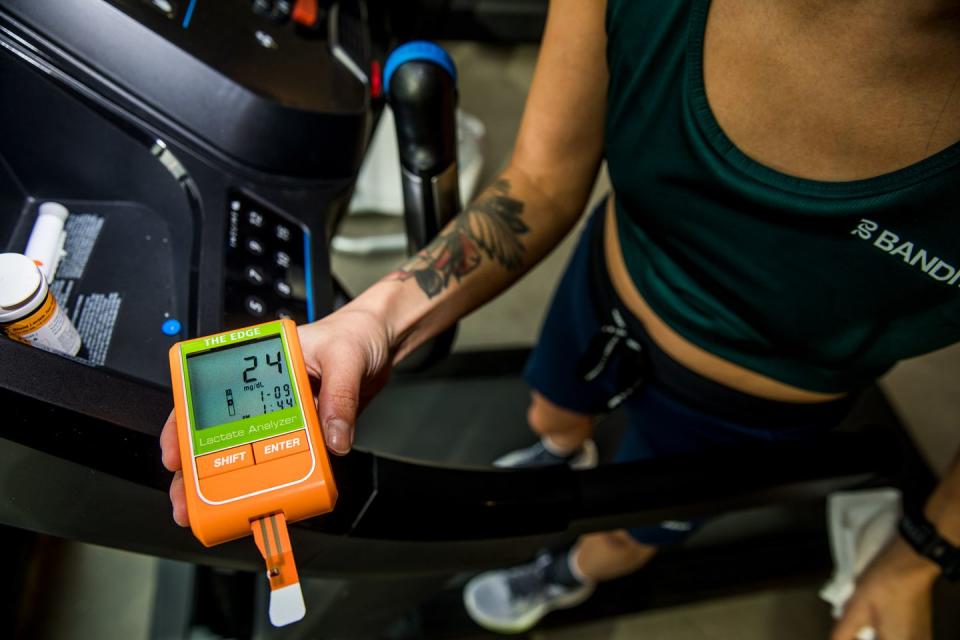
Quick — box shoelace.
[523,443,576,465]
[505,553,555,605]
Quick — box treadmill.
[0,1,935,638]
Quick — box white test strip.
[269,581,306,627]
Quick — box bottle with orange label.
[0,252,82,356]
[168,318,337,627]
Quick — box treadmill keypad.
[225,192,312,328]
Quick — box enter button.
[253,429,308,464]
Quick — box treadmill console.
[0,0,374,384]
[1,0,370,179]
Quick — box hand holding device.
[167,318,337,626]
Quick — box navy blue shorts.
[523,199,853,545]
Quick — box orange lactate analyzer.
[168,318,337,627]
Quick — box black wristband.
[899,510,960,581]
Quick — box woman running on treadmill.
[163,0,960,637]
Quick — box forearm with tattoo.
[385,178,530,298]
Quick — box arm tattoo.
[385,178,530,298]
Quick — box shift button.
[196,445,255,479]
[253,429,309,464]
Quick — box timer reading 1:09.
[253,383,294,413]
[187,336,300,430]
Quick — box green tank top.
[605,0,960,392]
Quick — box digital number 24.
[242,351,283,383]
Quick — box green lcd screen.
[187,335,299,431]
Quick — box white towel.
[335,106,486,255]
[820,488,902,618]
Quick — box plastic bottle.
[24,201,69,280]
[0,252,82,356]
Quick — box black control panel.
[223,192,313,329]
[131,0,326,30]
[1,0,370,180]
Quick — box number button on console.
[275,251,291,269]
[245,296,266,317]
[275,224,291,242]
[246,238,264,256]
[248,210,264,228]
[246,266,266,286]
[275,280,292,298]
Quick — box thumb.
[315,343,364,455]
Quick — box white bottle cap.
[0,253,46,323]
[37,201,69,222]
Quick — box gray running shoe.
[493,438,598,470]
[463,553,594,634]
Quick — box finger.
[160,410,182,472]
[169,471,190,527]
[832,601,873,640]
[855,626,877,640]
[297,323,326,379]
[315,343,364,455]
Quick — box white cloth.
[335,106,486,255]
[820,488,902,618]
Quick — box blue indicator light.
[182,0,197,28]
[162,319,182,336]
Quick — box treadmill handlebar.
[0,341,907,546]
[0,373,908,562]
[313,427,904,541]
[386,41,460,254]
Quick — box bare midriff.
[603,197,847,403]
